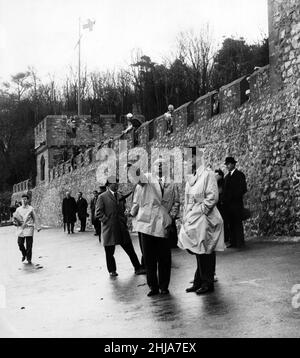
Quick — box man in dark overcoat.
[76,192,88,232]
[62,191,77,234]
[223,157,247,248]
[90,186,106,241]
[90,190,100,236]
[95,176,144,276]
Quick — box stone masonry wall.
[33,114,124,187]
[30,66,300,237]
[18,1,300,237]
[269,0,300,90]
[148,84,299,237]
[34,118,47,149]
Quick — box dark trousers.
[94,219,101,242]
[94,219,101,235]
[193,251,216,289]
[224,210,245,247]
[141,233,171,291]
[138,232,145,269]
[104,240,141,273]
[66,222,75,233]
[79,217,86,232]
[18,236,33,261]
[168,219,178,248]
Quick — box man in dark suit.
[90,190,100,236]
[223,157,247,248]
[95,176,144,277]
[91,186,108,241]
[76,192,88,232]
[62,191,77,234]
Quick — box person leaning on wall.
[164,104,175,135]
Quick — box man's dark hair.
[22,194,29,199]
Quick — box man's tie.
[158,178,164,197]
[114,192,118,201]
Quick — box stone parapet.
[219,76,250,113]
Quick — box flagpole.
[78,17,81,116]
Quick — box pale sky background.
[0,0,268,83]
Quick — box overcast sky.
[0,0,268,83]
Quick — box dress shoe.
[22,256,26,262]
[147,289,159,297]
[185,286,198,293]
[135,268,147,275]
[196,285,214,295]
[226,244,236,248]
[27,261,32,265]
[160,289,169,295]
[109,271,118,277]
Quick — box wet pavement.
[0,226,299,338]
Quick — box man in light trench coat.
[129,158,180,297]
[178,148,225,294]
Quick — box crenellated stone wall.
[26,64,300,237]
[12,0,300,237]
[219,76,249,113]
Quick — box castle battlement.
[44,65,271,183]
[11,0,300,238]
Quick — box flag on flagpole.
[83,19,96,31]
[74,18,95,49]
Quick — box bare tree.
[10,71,33,101]
[176,25,216,95]
[28,67,40,123]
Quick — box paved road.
[0,226,299,338]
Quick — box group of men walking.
[62,191,91,234]
[62,187,109,236]
[13,152,248,298]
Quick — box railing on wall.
[13,179,31,194]
[49,144,100,181]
